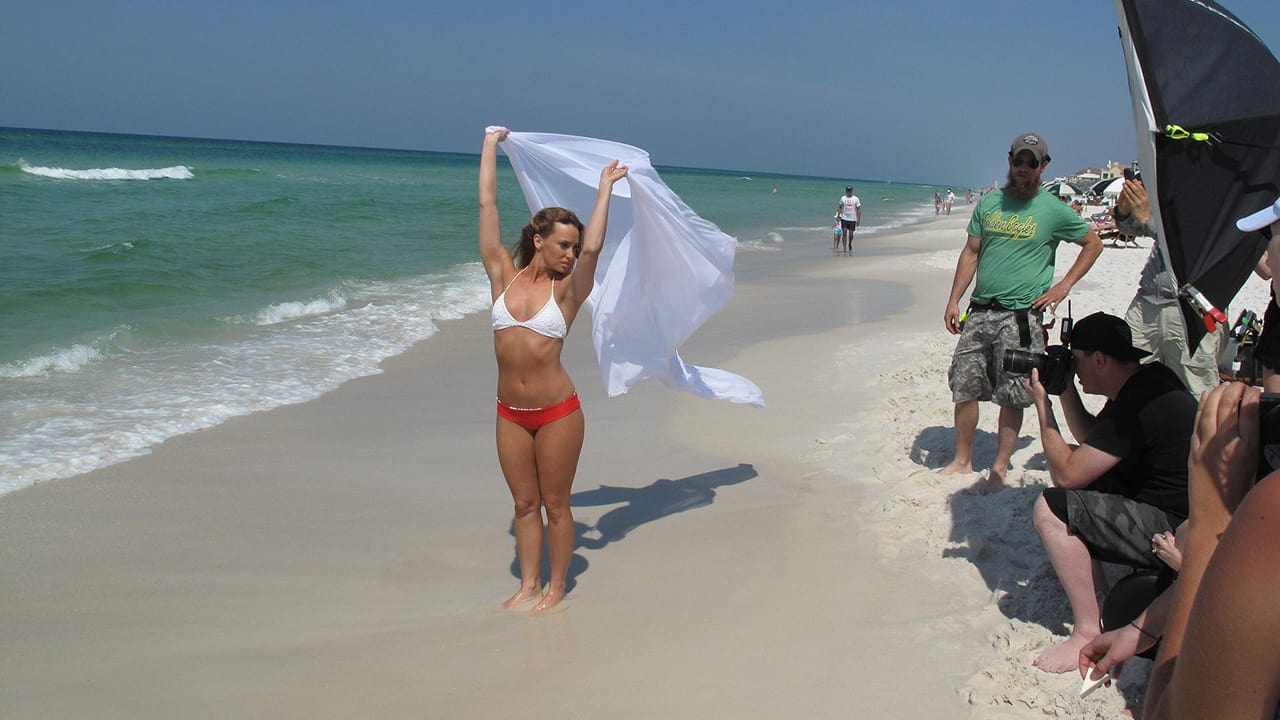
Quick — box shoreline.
[0,197,937,498]
[4,207,1266,718]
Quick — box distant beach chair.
[1089,212,1120,244]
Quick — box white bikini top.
[491,268,568,339]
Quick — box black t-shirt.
[1084,362,1196,520]
[1256,290,1280,370]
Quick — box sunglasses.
[1010,156,1042,169]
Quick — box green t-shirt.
[965,188,1090,309]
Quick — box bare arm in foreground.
[1144,382,1280,719]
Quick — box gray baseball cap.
[1009,133,1049,163]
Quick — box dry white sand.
[0,211,1269,719]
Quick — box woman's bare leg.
[530,409,585,613]
[496,417,543,608]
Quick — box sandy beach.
[2,210,1271,719]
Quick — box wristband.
[1129,621,1159,643]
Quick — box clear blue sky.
[4,1,1279,186]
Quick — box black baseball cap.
[1070,312,1151,361]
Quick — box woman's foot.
[503,584,542,609]
[532,584,566,613]
[1152,531,1182,571]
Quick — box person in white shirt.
[835,185,862,253]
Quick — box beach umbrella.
[1043,181,1082,198]
[1090,177,1125,196]
[1115,0,1280,353]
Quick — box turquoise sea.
[1,127,953,494]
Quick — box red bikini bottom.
[496,392,581,432]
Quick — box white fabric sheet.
[498,131,764,407]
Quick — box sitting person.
[1024,312,1197,672]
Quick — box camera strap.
[1015,309,1032,348]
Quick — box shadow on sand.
[508,463,758,591]
[911,425,1070,632]
[910,424,1037,472]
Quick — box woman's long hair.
[514,207,584,268]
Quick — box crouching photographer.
[1020,311,1200,673]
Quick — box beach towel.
[497,130,764,407]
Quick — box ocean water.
[1,127,953,494]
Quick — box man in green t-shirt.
[939,133,1104,492]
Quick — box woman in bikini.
[478,126,628,612]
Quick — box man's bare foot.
[971,469,1008,494]
[938,459,974,475]
[1033,633,1095,673]
[1152,531,1182,571]
[532,585,566,613]
[503,585,541,609]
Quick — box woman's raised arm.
[478,127,512,295]
[570,160,628,305]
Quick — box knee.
[512,495,542,520]
[1032,492,1064,536]
[542,497,572,526]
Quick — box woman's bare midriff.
[494,330,575,408]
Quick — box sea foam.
[243,292,350,326]
[19,160,194,181]
[0,343,105,378]
[0,265,493,495]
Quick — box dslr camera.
[1002,308,1074,395]
[1258,393,1280,480]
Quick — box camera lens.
[1002,349,1042,375]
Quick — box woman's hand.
[1079,624,1144,687]
[1189,382,1260,522]
[485,126,509,143]
[600,159,629,189]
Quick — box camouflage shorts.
[948,308,1045,407]
[1057,488,1177,569]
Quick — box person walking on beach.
[478,126,628,612]
[835,185,861,253]
[940,132,1103,492]
[944,188,956,215]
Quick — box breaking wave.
[19,160,193,181]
